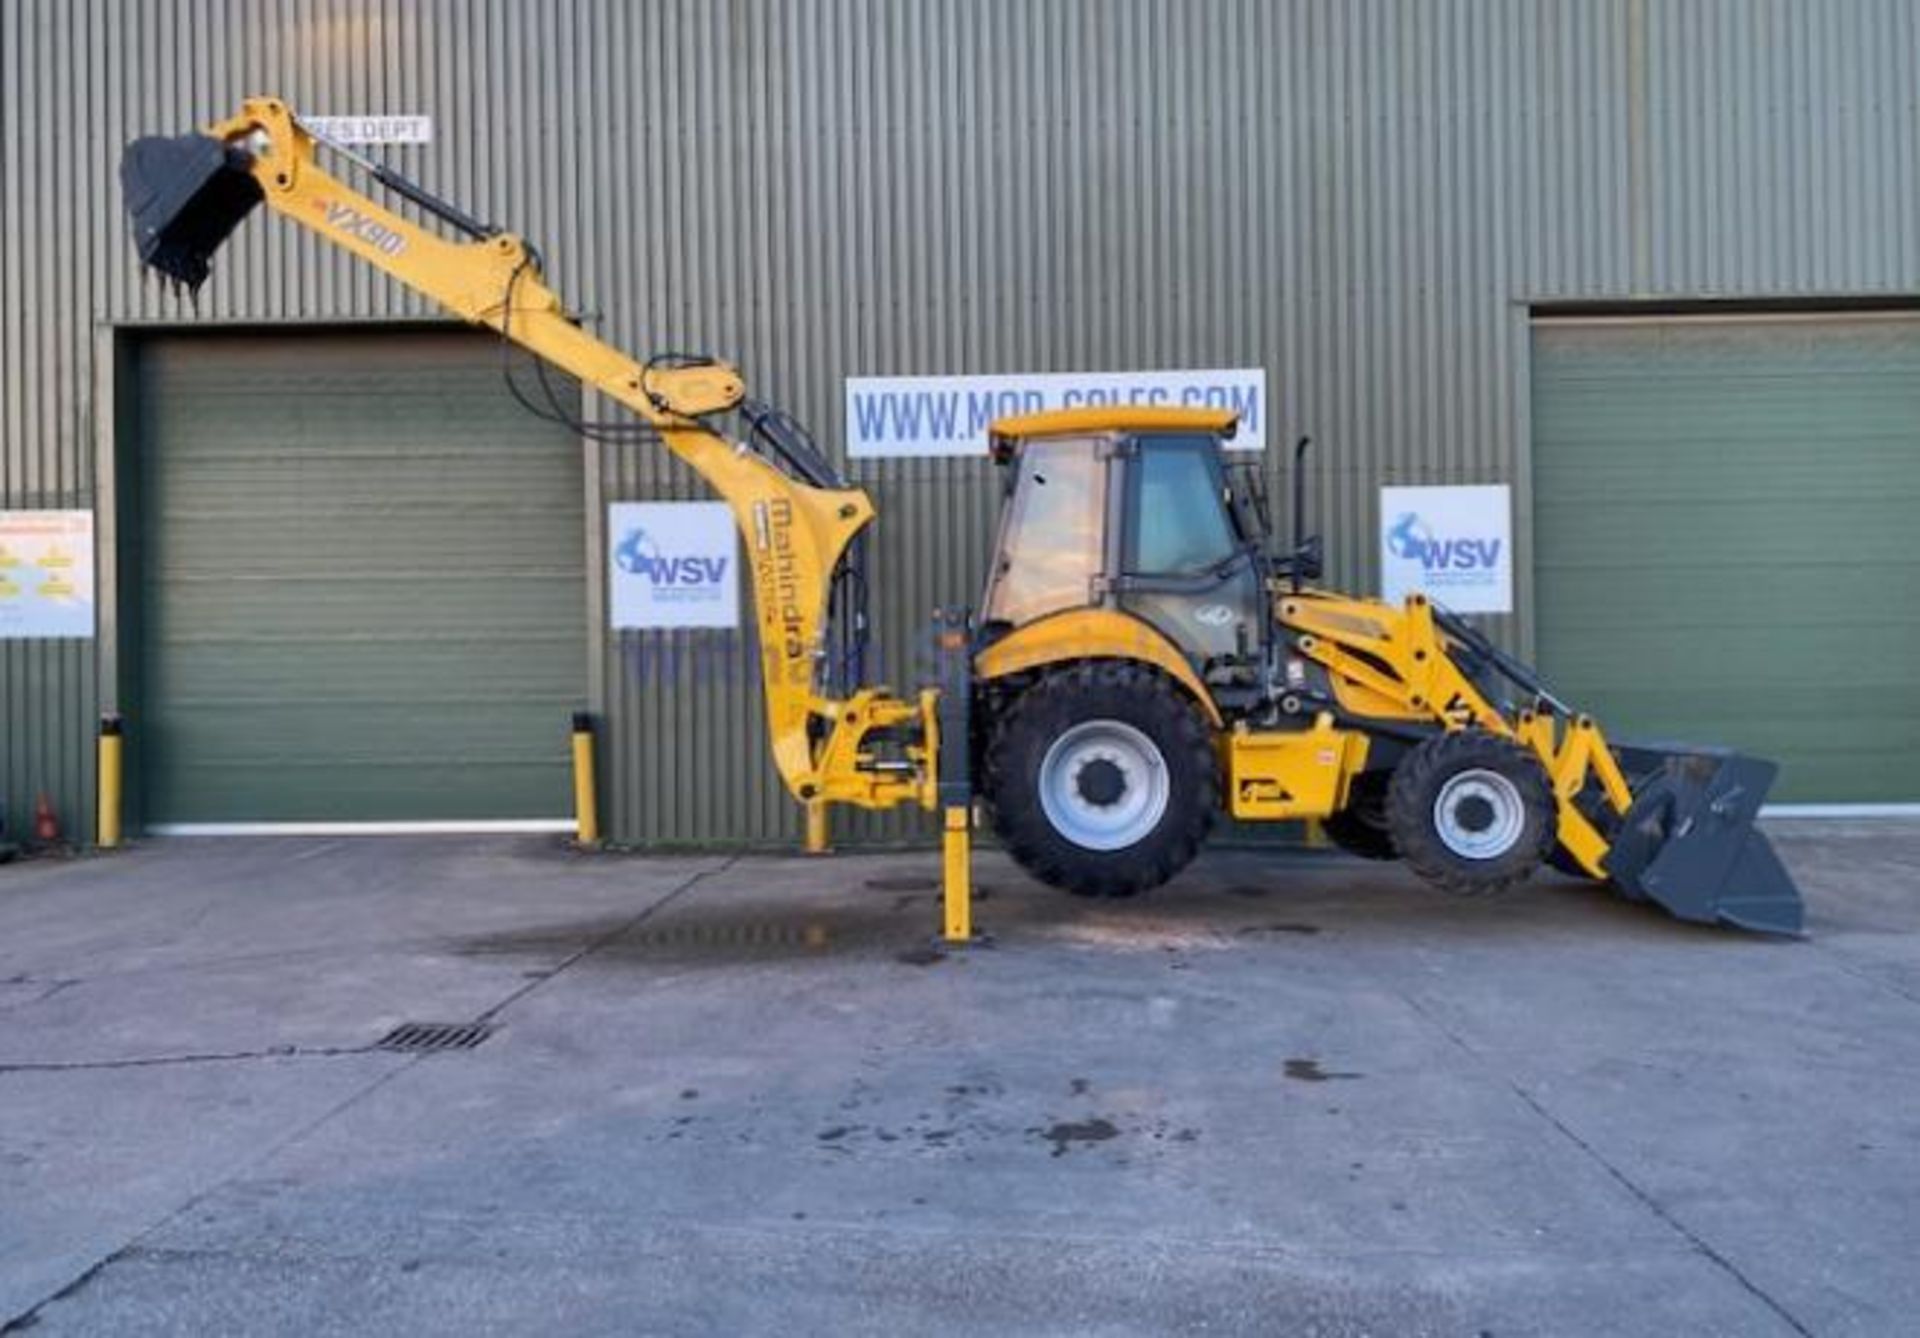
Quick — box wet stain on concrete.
[451,916,637,956]
[895,944,946,966]
[1037,1117,1120,1157]
[865,875,938,893]
[1236,922,1322,936]
[455,912,910,965]
[1068,1077,1091,1096]
[1284,1058,1363,1082]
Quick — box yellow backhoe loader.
[119,99,1805,937]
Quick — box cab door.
[979,435,1109,630]
[1113,434,1264,665]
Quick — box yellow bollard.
[97,714,123,850]
[570,711,599,845]
[940,805,973,943]
[804,799,831,854]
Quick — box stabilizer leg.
[942,806,975,943]
[934,606,990,948]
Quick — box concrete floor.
[1,824,1916,1336]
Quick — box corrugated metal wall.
[3,0,1916,845]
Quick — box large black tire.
[1321,774,1397,861]
[984,663,1218,898]
[1386,731,1555,896]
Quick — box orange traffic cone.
[33,792,59,844]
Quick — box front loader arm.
[1281,589,1634,875]
[1280,588,1801,934]
[125,97,927,810]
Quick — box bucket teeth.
[119,133,263,292]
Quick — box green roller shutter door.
[134,330,585,825]
[1532,316,1920,803]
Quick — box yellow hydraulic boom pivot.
[135,98,936,820]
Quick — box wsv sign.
[1387,514,1503,571]
[616,528,729,587]
[608,502,741,630]
[1379,485,1512,615]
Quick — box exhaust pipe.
[1603,745,1805,936]
[119,133,263,291]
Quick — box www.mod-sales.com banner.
[845,368,1267,458]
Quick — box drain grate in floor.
[377,1021,495,1053]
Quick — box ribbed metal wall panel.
[2,0,1915,844]
[1643,0,1920,295]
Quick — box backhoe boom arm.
[122,97,930,811]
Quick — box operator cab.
[980,407,1272,677]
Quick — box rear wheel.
[1386,731,1555,896]
[984,664,1217,897]
[1321,774,1397,860]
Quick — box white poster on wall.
[1379,485,1512,614]
[845,368,1267,458]
[0,511,95,639]
[608,502,740,630]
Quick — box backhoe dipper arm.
[124,97,928,809]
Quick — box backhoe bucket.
[120,134,262,292]
[1601,745,1804,935]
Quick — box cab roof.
[988,405,1239,447]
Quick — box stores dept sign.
[303,115,434,145]
[1378,485,1512,615]
[608,502,740,630]
[844,368,1266,458]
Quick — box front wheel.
[1386,731,1556,896]
[984,664,1218,897]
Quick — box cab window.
[983,438,1106,625]
[1126,438,1237,575]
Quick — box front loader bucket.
[1601,746,1804,936]
[120,134,262,291]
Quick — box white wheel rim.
[1432,769,1527,860]
[1038,720,1171,852]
